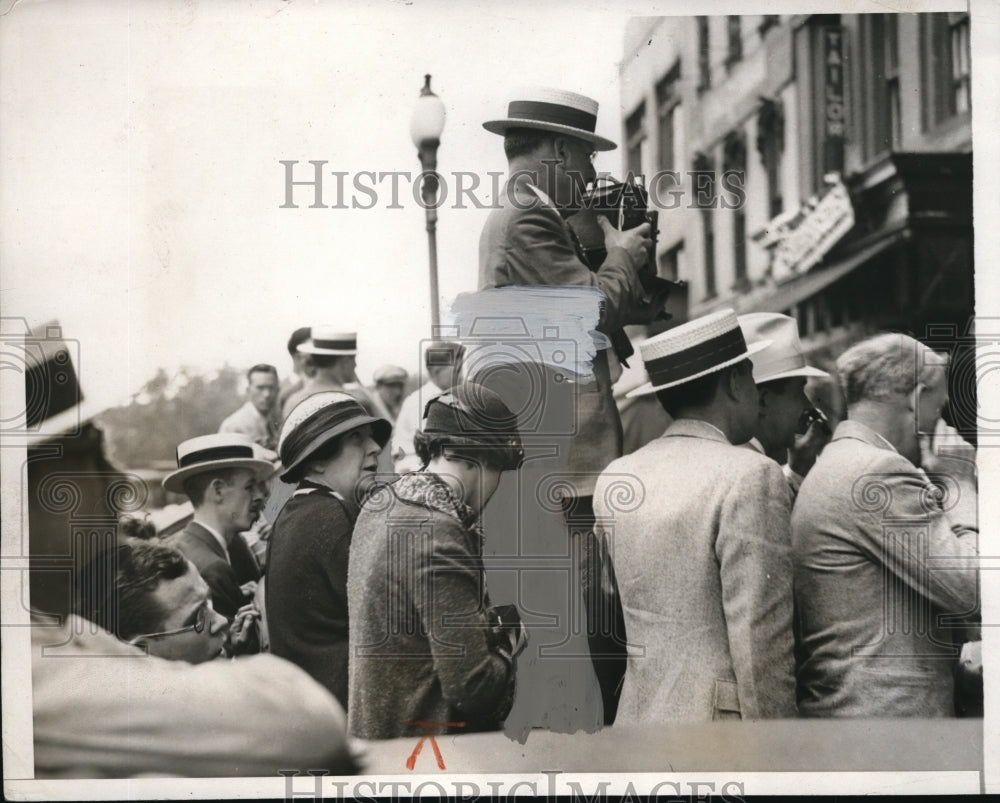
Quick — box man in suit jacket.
[474,87,666,729]
[594,309,798,722]
[162,434,273,621]
[792,333,978,717]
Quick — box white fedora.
[163,433,276,495]
[297,326,357,356]
[738,313,829,384]
[627,309,771,397]
[483,87,617,151]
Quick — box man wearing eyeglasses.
[32,538,355,777]
[73,539,245,663]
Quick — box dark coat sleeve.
[411,514,516,724]
[198,558,251,621]
[492,203,645,334]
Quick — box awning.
[742,225,911,314]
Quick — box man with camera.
[475,88,669,729]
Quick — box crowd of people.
[31,86,981,778]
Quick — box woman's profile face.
[316,424,381,498]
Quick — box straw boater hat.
[278,392,391,482]
[162,433,277,495]
[483,87,617,151]
[738,313,830,385]
[626,309,772,398]
[297,326,357,356]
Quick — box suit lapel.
[184,521,227,562]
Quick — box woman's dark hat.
[421,383,524,471]
[278,392,391,482]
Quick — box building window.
[655,62,681,173]
[693,151,716,298]
[757,98,785,220]
[921,12,971,130]
[625,102,646,179]
[950,12,971,115]
[697,17,711,91]
[759,15,780,36]
[861,14,901,159]
[723,131,748,287]
[659,241,684,282]
[726,16,743,68]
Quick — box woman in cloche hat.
[263,392,391,712]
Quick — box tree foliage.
[98,365,244,469]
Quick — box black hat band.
[644,327,748,388]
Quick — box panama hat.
[627,309,772,398]
[163,433,276,495]
[278,392,391,482]
[297,327,357,356]
[738,313,829,384]
[483,87,617,151]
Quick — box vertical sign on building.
[823,26,845,174]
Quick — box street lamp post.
[410,74,446,331]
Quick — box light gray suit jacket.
[594,419,797,723]
[791,420,978,717]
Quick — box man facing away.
[792,333,978,717]
[162,433,271,621]
[219,363,281,450]
[594,309,798,722]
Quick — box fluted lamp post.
[410,74,446,330]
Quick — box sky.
[0,0,985,418]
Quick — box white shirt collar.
[192,518,230,564]
[748,437,766,454]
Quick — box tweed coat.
[477,173,648,497]
[265,482,355,710]
[347,473,516,740]
[593,418,798,722]
[164,521,258,620]
[791,420,979,717]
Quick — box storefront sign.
[825,27,845,138]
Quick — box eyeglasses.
[796,407,831,437]
[126,599,215,643]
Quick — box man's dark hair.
[307,353,353,371]
[413,431,511,473]
[118,513,157,542]
[503,127,553,160]
[287,327,311,356]
[73,540,191,641]
[247,363,278,383]
[183,468,240,507]
[654,363,749,419]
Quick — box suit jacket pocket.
[713,679,742,721]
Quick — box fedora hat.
[627,309,772,398]
[483,87,617,151]
[738,313,830,385]
[163,433,277,495]
[297,326,357,356]
[278,391,391,482]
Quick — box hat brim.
[280,416,392,482]
[482,119,617,151]
[626,339,772,398]
[163,458,276,495]
[297,343,357,356]
[755,365,830,384]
